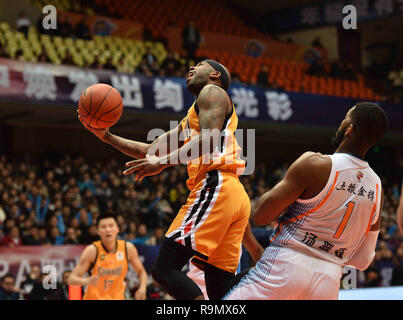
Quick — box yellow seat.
[0,22,10,31]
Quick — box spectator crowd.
[0,151,402,299]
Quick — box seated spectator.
[256,64,269,88]
[116,57,133,74]
[150,60,160,76]
[38,226,51,245]
[343,62,356,80]
[365,266,381,287]
[64,227,79,244]
[0,274,20,300]
[22,225,42,245]
[20,265,41,297]
[148,226,164,245]
[160,60,176,77]
[60,271,71,300]
[58,15,74,38]
[92,20,113,37]
[79,224,99,244]
[391,256,403,286]
[74,17,91,40]
[142,47,157,69]
[91,57,104,70]
[161,51,179,70]
[176,64,188,78]
[127,221,137,235]
[0,226,22,247]
[16,11,30,37]
[132,223,150,245]
[117,189,138,218]
[103,57,116,71]
[135,58,153,77]
[0,44,8,58]
[49,226,64,245]
[311,36,324,49]
[231,73,242,84]
[36,13,49,35]
[69,217,82,239]
[245,41,262,58]
[125,231,136,241]
[330,60,343,78]
[29,273,64,300]
[14,49,24,61]
[38,49,51,63]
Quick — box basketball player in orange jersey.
[78,59,250,300]
[224,102,389,300]
[68,213,148,300]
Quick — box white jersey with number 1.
[224,153,382,300]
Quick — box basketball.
[78,83,123,129]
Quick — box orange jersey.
[166,98,250,273]
[83,240,128,300]
[180,101,245,191]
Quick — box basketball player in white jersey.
[188,222,263,299]
[224,102,389,300]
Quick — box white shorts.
[187,263,209,300]
[223,245,342,300]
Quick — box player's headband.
[204,59,230,91]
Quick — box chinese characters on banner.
[2,58,295,122]
[0,58,402,132]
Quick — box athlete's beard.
[331,125,347,150]
[186,74,209,96]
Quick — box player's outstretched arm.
[78,110,184,160]
[253,152,327,226]
[397,180,403,235]
[68,245,99,286]
[126,242,148,300]
[78,111,149,159]
[242,221,264,264]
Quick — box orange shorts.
[166,170,250,274]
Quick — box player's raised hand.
[77,109,109,142]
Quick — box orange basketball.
[78,83,123,129]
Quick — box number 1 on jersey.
[333,201,355,239]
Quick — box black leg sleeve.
[151,237,203,300]
[202,262,235,300]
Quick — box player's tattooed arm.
[122,85,230,182]
[173,84,229,162]
[197,84,228,131]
